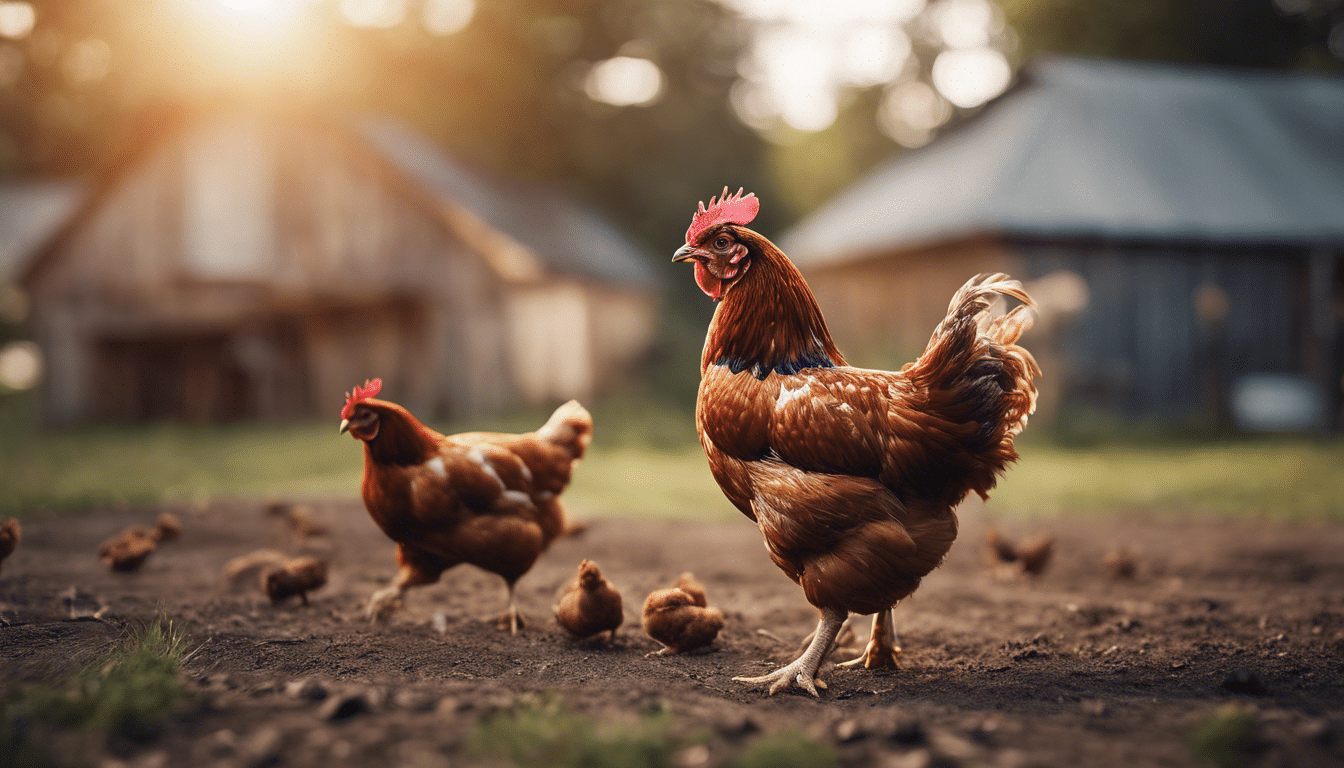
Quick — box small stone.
[285,677,329,701]
[834,718,867,743]
[393,689,438,712]
[886,719,927,747]
[241,727,284,768]
[882,748,934,768]
[1081,700,1108,717]
[319,691,372,721]
[714,713,760,740]
[1221,669,1267,696]
[673,744,712,768]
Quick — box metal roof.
[779,56,1344,267]
[0,179,84,283]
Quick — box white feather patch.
[467,447,504,490]
[426,457,447,478]
[775,381,811,411]
[501,490,533,508]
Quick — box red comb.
[685,187,760,244]
[341,378,382,420]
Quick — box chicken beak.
[339,419,350,435]
[672,244,700,263]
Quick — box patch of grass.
[725,731,837,768]
[0,620,192,767]
[468,698,688,768]
[1190,704,1258,768]
[996,440,1344,520]
[2,391,1341,520]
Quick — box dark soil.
[2,499,1343,768]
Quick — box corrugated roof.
[355,116,659,290]
[0,179,85,283]
[780,56,1344,267]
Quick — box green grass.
[0,620,192,767]
[1,394,1341,520]
[468,698,835,768]
[1189,704,1258,768]
[997,440,1344,520]
[469,698,688,768]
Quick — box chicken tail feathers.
[536,400,594,461]
[907,273,1041,460]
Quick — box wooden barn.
[15,112,659,424]
[779,57,1344,431]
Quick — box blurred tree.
[1001,0,1344,72]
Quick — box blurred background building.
[781,57,1344,431]
[0,0,1341,432]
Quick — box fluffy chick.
[262,556,328,606]
[99,526,158,573]
[555,559,624,643]
[0,517,20,573]
[1103,547,1138,579]
[153,512,183,542]
[222,549,290,590]
[642,574,724,655]
[985,528,1054,579]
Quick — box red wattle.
[693,260,723,300]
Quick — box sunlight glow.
[931,47,1010,108]
[0,340,42,391]
[930,0,997,49]
[0,1,35,40]
[878,79,952,147]
[422,0,475,36]
[340,0,408,29]
[584,56,664,107]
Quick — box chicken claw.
[837,609,901,670]
[366,586,404,622]
[734,606,847,697]
[494,582,526,634]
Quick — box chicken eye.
[713,236,731,250]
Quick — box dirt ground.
[2,498,1343,768]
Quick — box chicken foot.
[366,552,441,622]
[494,580,527,635]
[837,608,901,669]
[734,606,847,697]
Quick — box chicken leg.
[734,606,847,697]
[494,579,526,635]
[838,608,901,669]
[366,546,443,622]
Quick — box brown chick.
[642,579,725,656]
[262,556,328,606]
[555,559,624,643]
[99,526,158,573]
[286,505,328,540]
[153,512,183,542]
[0,517,20,573]
[1103,547,1138,579]
[1015,533,1054,577]
[985,528,1054,578]
[222,549,291,589]
[672,572,707,607]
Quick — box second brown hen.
[0,517,20,574]
[555,559,623,643]
[642,573,724,655]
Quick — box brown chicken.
[340,379,592,632]
[555,559,624,643]
[153,512,183,542]
[985,528,1054,578]
[262,556,329,605]
[673,189,1039,695]
[0,517,19,573]
[642,572,724,655]
[99,526,158,573]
